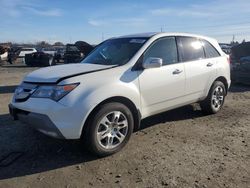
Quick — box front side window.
[202,40,220,58]
[81,38,148,66]
[143,37,178,65]
[177,37,205,62]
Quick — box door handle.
[173,69,183,74]
[207,63,213,67]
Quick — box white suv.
[18,48,37,58]
[9,33,231,156]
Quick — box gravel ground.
[0,64,249,188]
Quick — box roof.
[117,32,158,38]
[117,32,214,41]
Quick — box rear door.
[177,36,217,100]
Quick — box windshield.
[81,38,148,66]
[42,48,56,51]
[67,45,79,52]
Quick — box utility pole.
[160,27,163,32]
[232,35,235,43]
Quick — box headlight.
[31,83,79,101]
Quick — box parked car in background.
[231,42,250,84]
[25,52,55,67]
[0,45,8,62]
[74,41,94,57]
[219,43,231,54]
[19,48,37,58]
[9,32,230,156]
[54,48,65,63]
[64,44,83,63]
[41,47,57,56]
[8,47,22,63]
[231,56,250,84]
[0,51,8,61]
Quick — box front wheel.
[83,102,134,157]
[200,81,226,114]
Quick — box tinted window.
[202,40,220,58]
[143,37,178,65]
[177,37,205,62]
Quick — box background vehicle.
[18,48,37,58]
[41,47,57,56]
[64,41,94,63]
[74,41,94,57]
[219,43,232,54]
[9,33,230,156]
[0,51,8,61]
[25,52,55,67]
[0,45,8,62]
[64,44,83,63]
[231,56,250,84]
[231,42,250,84]
[8,47,22,63]
[54,48,65,63]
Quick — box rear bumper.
[9,104,65,139]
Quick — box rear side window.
[202,40,221,58]
[177,37,205,62]
[143,37,178,65]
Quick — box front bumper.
[9,95,90,139]
[9,104,65,139]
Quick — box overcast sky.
[1,0,250,44]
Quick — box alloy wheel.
[96,111,128,149]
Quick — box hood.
[24,63,114,83]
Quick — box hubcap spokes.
[97,111,128,149]
[212,86,224,109]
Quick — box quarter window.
[177,37,205,62]
[202,40,220,58]
[143,37,178,65]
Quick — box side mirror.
[142,57,163,69]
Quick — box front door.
[138,37,186,117]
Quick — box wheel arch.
[81,96,141,138]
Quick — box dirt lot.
[0,64,249,188]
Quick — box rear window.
[22,48,34,51]
[202,40,221,58]
[177,37,205,62]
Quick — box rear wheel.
[83,102,134,156]
[200,81,226,114]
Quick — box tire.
[200,81,226,114]
[83,102,134,157]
